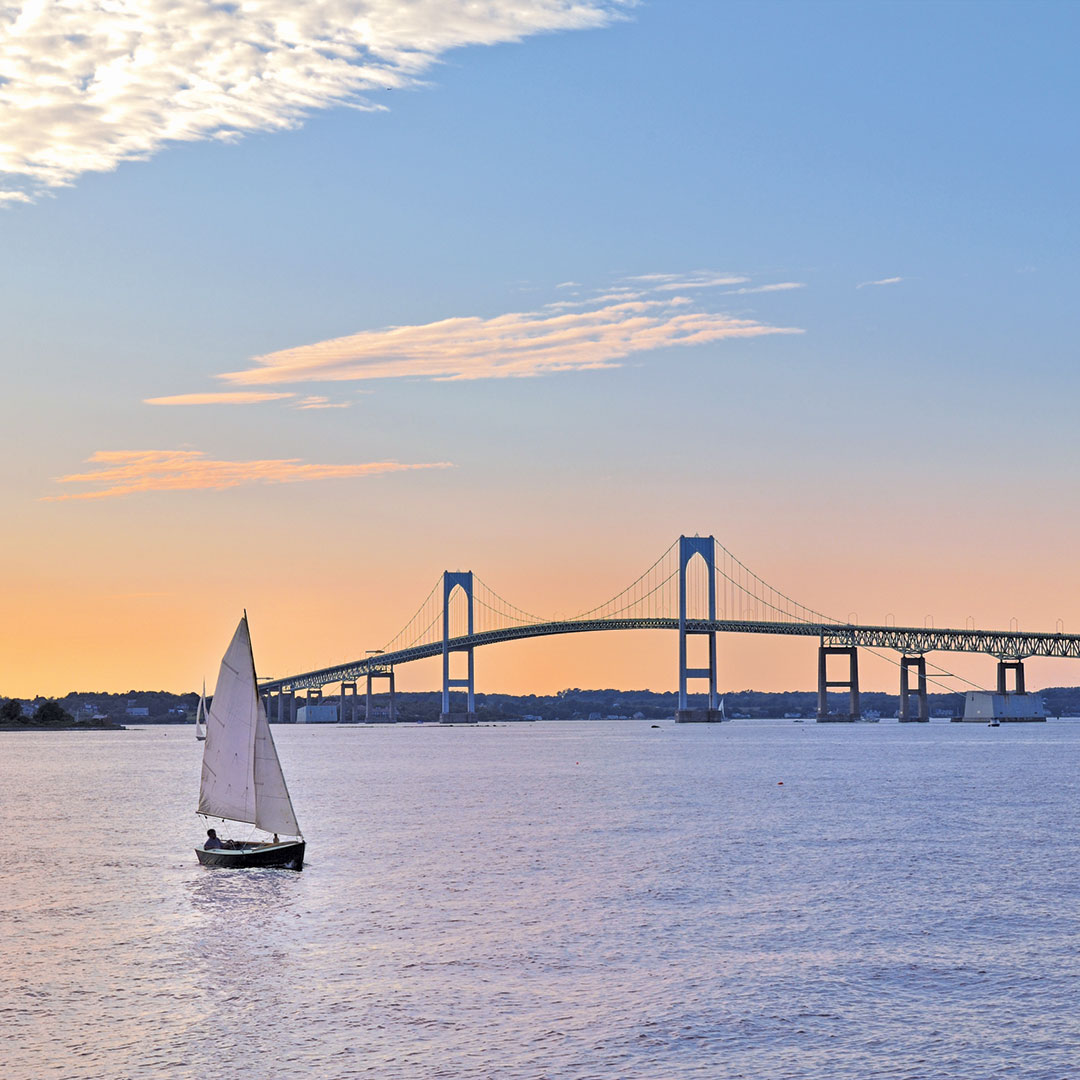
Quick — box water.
[2,720,1079,1079]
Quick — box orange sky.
[7,477,1080,698]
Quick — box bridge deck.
[261,619,1080,692]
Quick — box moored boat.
[194,680,207,741]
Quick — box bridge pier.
[441,571,477,723]
[366,668,397,723]
[675,536,725,723]
[278,686,295,721]
[817,644,861,721]
[341,680,359,724]
[997,660,1025,694]
[898,656,929,722]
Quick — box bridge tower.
[366,667,396,723]
[341,680,359,724]
[898,656,929,722]
[676,535,724,723]
[997,659,1025,694]
[441,571,476,724]
[816,643,861,722]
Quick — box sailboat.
[195,614,305,870]
[194,681,207,741]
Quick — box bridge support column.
[817,644,861,722]
[366,669,397,723]
[341,680,358,724]
[997,660,1025,694]
[441,571,476,723]
[899,656,929,722]
[675,536,724,723]
[289,690,297,724]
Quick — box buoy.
[778,781,783,785]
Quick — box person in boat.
[204,828,224,850]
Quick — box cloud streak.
[0,1,626,200]
[722,282,806,295]
[857,276,904,289]
[221,296,803,387]
[45,450,451,501]
[144,391,296,406]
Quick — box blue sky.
[2,0,1079,694]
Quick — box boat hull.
[195,840,305,870]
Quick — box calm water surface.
[2,720,1079,1079]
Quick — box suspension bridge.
[260,535,1079,724]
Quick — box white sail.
[254,700,300,836]
[197,616,300,837]
[195,681,207,740]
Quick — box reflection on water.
[3,721,1080,1078]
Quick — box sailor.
[204,828,224,850]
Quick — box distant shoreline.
[0,722,127,732]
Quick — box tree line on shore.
[0,698,94,726]
[5,684,1080,726]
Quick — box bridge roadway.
[261,619,1080,693]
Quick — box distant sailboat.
[194,614,305,870]
[194,681,207,741]
[718,696,726,720]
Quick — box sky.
[2,0,1079,699]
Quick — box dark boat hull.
[195,840,305,870]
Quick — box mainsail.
[197,616,300,837]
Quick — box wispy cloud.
[650,273,749,291]
[220,296,803,387]
[857,276,904,289]
[722,282,806,295]
[144,391,296,406]
[0,1,627,201]
[294,396,352,410]
[45,450,451,501]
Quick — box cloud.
[45,450,451,501]
[144,391,296,405]
[294,396,352,409]
[650,274,749,291]
[0,1,627,201]
[856,276,904,289]
[722,282,806,295]
[220,296,803,386]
